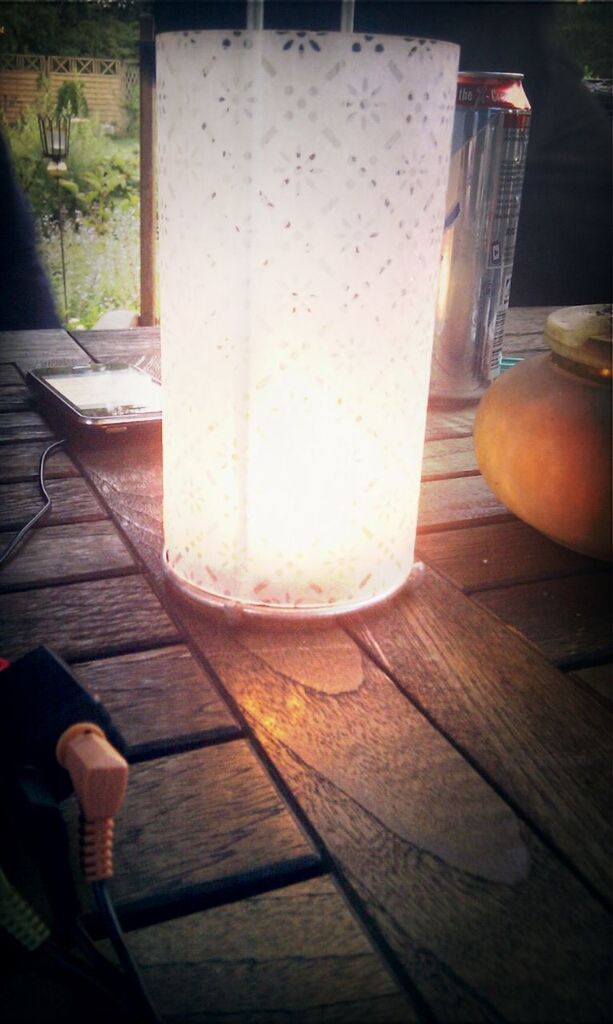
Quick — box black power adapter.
[0,646,126,800]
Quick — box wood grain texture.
[0,329,86,373]
[0,363,23,385]
[416,519,604,592]
[111,877,415,1023]
[0,410,54,443]
[421,435,478,480]
[418,474,511,531]
[0,477,106,530]
[473,572,613,668]
[0,574,180,661]
[505,306,558,335]
[71,328,159,364]
[179,611,610,1024]
[73,645,240,755]
[501,336,548,358]
[58,325,612,1021]
[424,403,475,441]
[500,307,556,358]
[63,741,320,908]
[0,384,32,412]
[348,571,611,904]
[69,432,163,567]
[71,417,612,880]
[0,521,136,592]
[0,441,78,483]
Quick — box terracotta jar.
[474,305,612,561]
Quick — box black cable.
[92,880,161,1024]
[74,915,129,991]
[0,439,67,568]
[74,913,141,1011]
[43,940,133,1019]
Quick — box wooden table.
[0,307,611,1023]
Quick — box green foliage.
[34,73,54,116]
[4,108,139,227]
[1,1,144,329]
[39,204,140,328]
[121,86,139,138]
[0,1,141,60]
[55,80,89,118]
[554,1,612,81]
[3,98,141,326]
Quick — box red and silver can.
[430,72,531,401]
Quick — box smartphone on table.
[27,363,162,433]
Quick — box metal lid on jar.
[545,304,612,376]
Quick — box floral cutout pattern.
[157,30,458,612]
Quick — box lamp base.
[162,551,425,623]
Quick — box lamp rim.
[162,550,425,621]
[154,27,460,52]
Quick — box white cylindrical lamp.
[157,29,458,617]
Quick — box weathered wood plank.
[0,477,106,531]
[571,663,612,704]
[111,877,414,1024]
[0,363,23,386]
[69,433,163,568]
[64,741,320,910]
[501,335,548,357]
[473,572,613,668]
[65,368,612,1021]
[71,328,160,365]
[0,575,180,661]
[424,404,475,441]
[0,441,78,483]
[0,329,86,373]
[499,306,556,358]
[416,520,604,591]
[0,384,32,412]
[418,474,511,531]
[347,571,611,903]
[504,306,557,336]
[70,425,613,895]
[0,410,54,443]
[0,521,136,592]
[179,610,610,1024]
[421,435,478,480]
[73,645,240,755]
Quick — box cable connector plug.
[56,724,128,882]
[1,646,126,801]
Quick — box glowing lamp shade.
[158,30,458,616]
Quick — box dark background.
[151,1,612,306]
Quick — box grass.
[3,95,142,327]
[39,200,140,329]
[35,132,141,328]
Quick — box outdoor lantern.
[38,112,72,318]
[38,114,71,176]
[157,26,458,617]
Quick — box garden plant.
[4,101,140,328]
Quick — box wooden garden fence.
[0,53,139,129]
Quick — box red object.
[0,658,11,672]
[456,71,531,124]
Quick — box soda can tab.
[430,72,531,402]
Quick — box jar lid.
[545,304,612,374]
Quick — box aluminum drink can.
[430,72,531,401]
